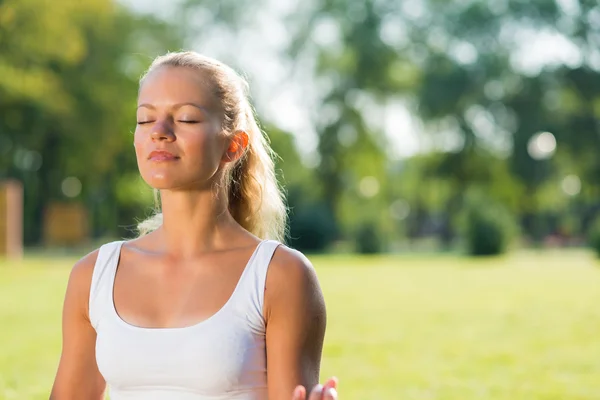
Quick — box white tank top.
[89,239,281,400]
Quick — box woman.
[50,51,338,400]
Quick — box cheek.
[133,130,145,159]
[182,131,224,169]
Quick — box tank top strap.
[89,240,125,330]
[235,239,281,334]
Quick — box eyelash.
[136,120,199,125]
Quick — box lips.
[148,150,178,161]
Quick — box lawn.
[1,249,599,399]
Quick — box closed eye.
[137,121,154,125]
[178,120,199,124]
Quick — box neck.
[156,188,237,257]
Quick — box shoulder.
[68,248,101,292]
[60,247,101,323]
[69,239,124,286]
[267,244,318,290]
[65,241,120,314]
[264,244,326,320]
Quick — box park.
[2,0,600,399]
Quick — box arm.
[50,251,107,400]
[264,246,327,399]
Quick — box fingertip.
[325,387,338,400]
[293,385,306,399]
[323,376,338,390]
[308,384,324,400]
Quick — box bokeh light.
[61,177,82,198]
[527,131,556,160]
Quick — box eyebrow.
[137,102,209,113]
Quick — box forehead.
[138,66,217,108]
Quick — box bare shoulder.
[70,239,127,282]
[268,245,319,289]
[263,245,327,398]
[264,244,325,319]
[68,248,101,290]
[51,247,108,399]
[63,247,103,321]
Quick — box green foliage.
[287,202,337,252]
[586,215,600,259]
[5,0,600,250]
[354,223,383,254]
[462,197,518,256]
[115,174,155,208]
[263,123,315,197]
[0,0,182,243]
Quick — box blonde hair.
[136,51,287,241]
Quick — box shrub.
[463,200,517,256]
[287,203,337,252]
[355,223,383,254]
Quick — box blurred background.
[2,0,600,399]
[3,0,600,255]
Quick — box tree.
[71,0,600,251]
[0,0,182,244]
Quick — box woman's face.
[134,66,227,191]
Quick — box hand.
[292,377,338,400]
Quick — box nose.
[150,119,175,141]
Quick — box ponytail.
[224,103,287,241]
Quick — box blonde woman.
[50,51,338,400]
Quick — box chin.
[141,172,182,190]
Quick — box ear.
[223,130,249,163]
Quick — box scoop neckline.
[108,239,268,332]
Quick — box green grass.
[1,250,600,399]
